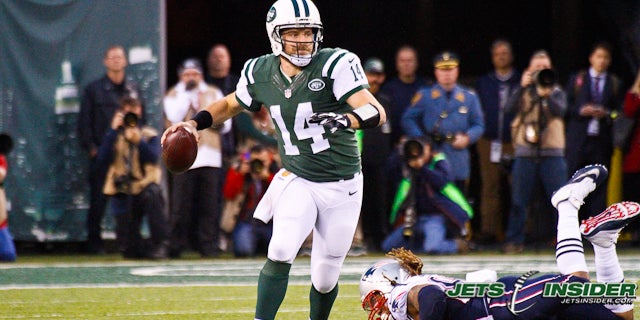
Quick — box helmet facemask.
[272,25,323,67]
[362,290,391,320]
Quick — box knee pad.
[418,286,446,320]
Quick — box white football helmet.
[360,259,410,320]
[266,0,324,67]
[360,259,409,299]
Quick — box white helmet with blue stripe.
[266,0,323,67]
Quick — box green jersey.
[235,48,369,182]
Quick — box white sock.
[592,241,633,313]
[592,243,623,283]
[555,202,588,275]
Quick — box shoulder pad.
[240,54,277,85]
[320,48,352,78]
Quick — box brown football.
[162,126,198,174]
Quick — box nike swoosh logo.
[572,168,601,182]
[348,58,355,63]
[348,190,357,196]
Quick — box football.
[162,126,198,174]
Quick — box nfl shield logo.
[284,88,292,99]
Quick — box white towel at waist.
[253,168,298,223]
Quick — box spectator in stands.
[97,97,168,259]
[402,51,485,194]
[222,145,277,257]
[382,137,471,254]
[205,44,240,162]
[164,58,230,258]
[0,133,16,262]
[205,43,277,156]
[474,39,520,244]
[77,45,141,254]
[205,44,240,95]
[565,42,623,218]
[381,45,428,147]
[502,50,567,254]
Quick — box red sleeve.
[222,168,245,199]
[623,92,640,118]
[0,155,7,171]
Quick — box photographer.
[97,97,168,259]
[502,50,568,253]
[382,137,472,254]
[222,145,276,257]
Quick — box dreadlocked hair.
[386,247,423,276]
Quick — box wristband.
[191,110,213,130]
[349,103,380,129]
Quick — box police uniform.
[402,52,484,183]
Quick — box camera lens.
[534,68,557,88]
[123,112,138,127]
[249,159,265,174]
[403,139,424,161]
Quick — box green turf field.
[1,252,639,319]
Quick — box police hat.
[363,57,385,74]
[433,51,459,69]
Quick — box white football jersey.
[387,274,465,320]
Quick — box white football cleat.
[551,164,608,209]
[581,201,640,248]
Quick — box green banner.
[0,0,163,241]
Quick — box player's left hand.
[308,112,351,133]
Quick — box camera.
[122,112,139,128]
[402,139,424,162]
[0,133,13,155]
[249,159,265,175]
[113,174,134,194]
[533,68,558,88]
[402,137,434,164]
[185,79,198,91]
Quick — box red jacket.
[623,92,640,173]
[223,167,274,221]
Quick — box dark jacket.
[475,70,521,142]
[565,70,623,157]
[77,75,141,153]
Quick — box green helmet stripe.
[290,0,300,17]
[300,0,310,17]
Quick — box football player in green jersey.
[162,1,387,319]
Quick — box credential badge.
[308,79,325,91]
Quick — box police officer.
[402,51,484,192]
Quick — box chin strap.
[281,52,313,67]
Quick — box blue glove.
[308,112,351,133]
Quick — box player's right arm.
[161,93,242,144]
